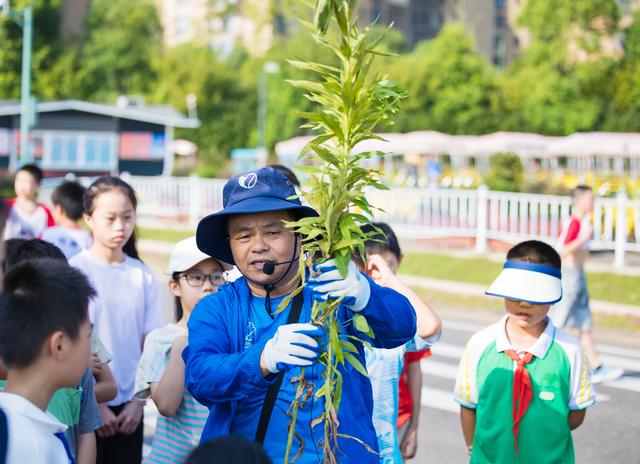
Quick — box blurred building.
[60,0,91,42]
[357,0,445,46]
[0,98,199,176]
[154,0,273,56]
[357,0,522,66]
[58,0,640,65]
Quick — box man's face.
[228,210,298,286]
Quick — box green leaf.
[352,314,370,334]
[313,0,332,34]
[344,353,368,377]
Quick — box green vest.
[472,340,574,464]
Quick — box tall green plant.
[280,1,405,462]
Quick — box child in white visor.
[454,240,595,464]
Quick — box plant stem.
[323,313,335,461]
[284,367,306,464]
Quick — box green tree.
[603,10,640,131]
[387,24,497,134]
[483,153,523,192]
[0,0,63,99]
[73,0,162,102]
[153,44,256,177]
[497,0,621,134]
[256,28,338,150]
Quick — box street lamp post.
[257,61,280,165]
[1,1,34,169]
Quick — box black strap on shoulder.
[255,290,305,445]
[0,407,8,464]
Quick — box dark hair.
[359,222,402,260]
[571,185,592,199]
[17,164,44,184]
[187,436,272,464]
[4,239,66,272]
[0,259,95,368]
[84,176,139,259]
[269,164,300,187]
[506,240,561,270]
[0,198,8,231]
[3,239,26,273]
[52,181,87,221]
[171,272,184,322]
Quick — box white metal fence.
[41,176,640,267]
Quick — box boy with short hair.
[551,185,623,383]
[0,259,96,463]
[41,181,92,259]
[0,238,107,464]
[358,223,442,463]
[3,164,55,239]
[455,240,595,463]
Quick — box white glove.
[261,323,323,374]
[309,259,371,312]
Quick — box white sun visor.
[485,261,562,305]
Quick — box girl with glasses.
[135,237,232,464]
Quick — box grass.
[402,251,640,308]
[138,227,640,307]
[412,287,640,334]
[138,227,192,243]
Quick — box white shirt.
[41,226,93,259]
[3,201,54,239]
[0,392,70,464]
[70,250,165,406]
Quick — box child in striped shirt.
[135,237,232,463]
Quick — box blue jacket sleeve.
[350,275,416,349]
[183,296,277,407]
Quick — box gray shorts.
[550,268,592,332]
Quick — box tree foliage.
[389,24,497,134]
[2,0,640,168]
[0,0,63,99]
[483,153,523,192]
[152,44,256,177]
[73,0,162,101]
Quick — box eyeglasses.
[179,272,227,287]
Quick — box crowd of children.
[0,166,602,464]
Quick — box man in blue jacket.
[184,167,417,463]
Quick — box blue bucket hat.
[196,167,318,264]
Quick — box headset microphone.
[263,261,276,275]
[262,259,299,276]
[261,235,300,319]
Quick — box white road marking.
[421,386,459,413]
[421,359,458,380]
[431,342,465,360]
[601,376,640,393]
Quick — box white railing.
[40,176,640,267]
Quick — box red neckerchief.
[503,349,534,455]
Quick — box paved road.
[413,318,640,463]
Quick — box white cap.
[485,261,562,305]
[168,237,233,273]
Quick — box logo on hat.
[238,172,258,189]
